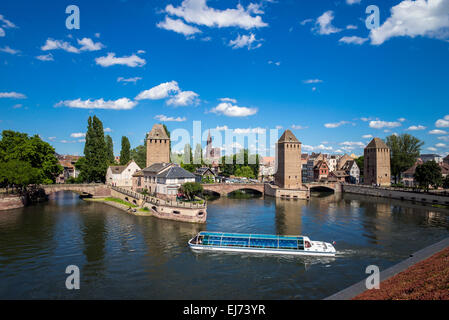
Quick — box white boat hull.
[189,243,336,257]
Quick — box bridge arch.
[201,183,265,198]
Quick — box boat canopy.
[195,231,306,250]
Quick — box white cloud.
[135,81,180,100]
[436,143,447,147]
[0,92,26,99]
[214,125,229,131]
[435,115,449,127]
[429,129,448,134]
[437,136,449,141]
[300,19,313,26]
[234,127,266,134]
[77,38,105,51]
[407,125,426,130]
[104,127,113,132]
[324,121,351,128]
[427,147,437,151]
[70,133,86,138]
[56,98,137,110]
[0,14,17,29]
[303,79,323,84]
[346,0,361,4]
[360,117,374,121]
[0,46,20,55]
[210,102,257,117]
[219,97,237,103]
[339,36,368,44]
[370,0,449,45]
[346,25,358,30]
[41,38,80,53]
[117,76,142,84]
[95,52,146,67]
[303,144,333,151]
[155,114,187,122]
[398,117,406,122]
[362,134,373,139]
[229,33,262,49]
[166,90,199,106]
[291,125,307,130]
[36,53,54,61]
[164,0,268,30]
[313,11,342,35]
[0,14,17,37]
[268,60,281,66]
[340,141,365,147]
[369,120,401,129]
[157,16,202,36]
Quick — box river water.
[0,191,448,299]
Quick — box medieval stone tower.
[363,137,391,186]
[146,124,170,167]
[275,130,302,189]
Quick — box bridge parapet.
[202,183,265,196]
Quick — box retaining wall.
[343,184,449,206]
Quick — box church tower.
[146,124,170,167]
[275,130,302,189]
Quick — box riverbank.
[85,197,151,216]
[353,246,449,300]
[325,237,449,300]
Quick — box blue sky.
[1,0,449,157]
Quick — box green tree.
[0,160,41,192]
[178,182,203,201]
[130,133,148,169]
[0,130,62,184]
[414,161,442,192]
[82,116,108,182]
[120,136,131,165]
[105,135,115,164]
[443,176,449,189]
[386,134,424,183]
[234,166,255,179]
[193,143,203,167]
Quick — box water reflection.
[0,190,448,299]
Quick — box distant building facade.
[55,155,81,183]
[313,160,329,181]
[146,124,170,167]
[364,138,391,186]
[132,163,195,199]
[274,130,302,189]
[106,160,141,187]
[420,154,443,164]
[341,160,360,184]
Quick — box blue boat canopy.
[195,231,306,250]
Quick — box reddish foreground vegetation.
[353,247,449,300]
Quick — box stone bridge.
[41,184,112,197]
[304,182,342,193]
[202,183,265,197]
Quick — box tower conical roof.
[278,130,300,143]
[148,124,169,139]
[366,137,388,149]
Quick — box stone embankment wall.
[342,184,449,206]
[0,195,28,211]
[264,183,310,199]
[110,188,207,223]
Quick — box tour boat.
[188,231,336,257]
